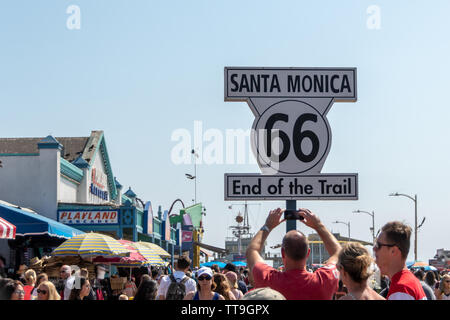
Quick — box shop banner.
[58,210,118,224]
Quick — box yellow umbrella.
[119,240,167,266]
[136,241,171,259]
[52,232,131,258]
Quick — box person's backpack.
[166,274,189,300]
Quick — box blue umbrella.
[411,265,437,271]
[232,261,247,267]
[200,261,226,268]
[199,261,213,267]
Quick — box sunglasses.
[14,290,25,295]
[373,241,397,250]
[198,275,212,281]
[37,289,48,295]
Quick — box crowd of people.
[1,208,449,301]
[0,254,256,301]
[245,208,449,300]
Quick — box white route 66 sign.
[225,67,357,175]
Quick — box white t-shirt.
[64,276,75,300]
[156,271,196,299]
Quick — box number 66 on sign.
[225,67,356,175]
[224,67,359,200]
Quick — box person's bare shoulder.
[338,295,353,300]
[370,289,385,300]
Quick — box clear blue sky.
[1,0,449,262]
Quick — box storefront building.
[0,131,181,268]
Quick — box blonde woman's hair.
[225,271,238,289]
[24,269,37,284]
[338,242,373,283]
[39,281,61,300]
[213,273,233,300]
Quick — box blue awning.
[0,203,84,239]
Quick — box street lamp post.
[353,210,375,243]
[193,149,197,203]
[333,220,350,241]
[389,192,420,261]
[185,149,199,204]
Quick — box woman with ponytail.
[337,242,385,300]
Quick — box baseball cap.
[196,267,213,278]
[241,287,286,300]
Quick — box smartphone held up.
[284,209,305,221]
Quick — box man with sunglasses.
[59,265,75,300]
[373,221,426,300]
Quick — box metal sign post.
[286,200,297,232]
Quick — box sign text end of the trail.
[225,174,358,200]
[223,67,359,201]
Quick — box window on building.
[122,228,134,241]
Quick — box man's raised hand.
[264,208,286,231]
[298,209,323,231]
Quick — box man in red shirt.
[246,208,341,300]
[373,221,426,300]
